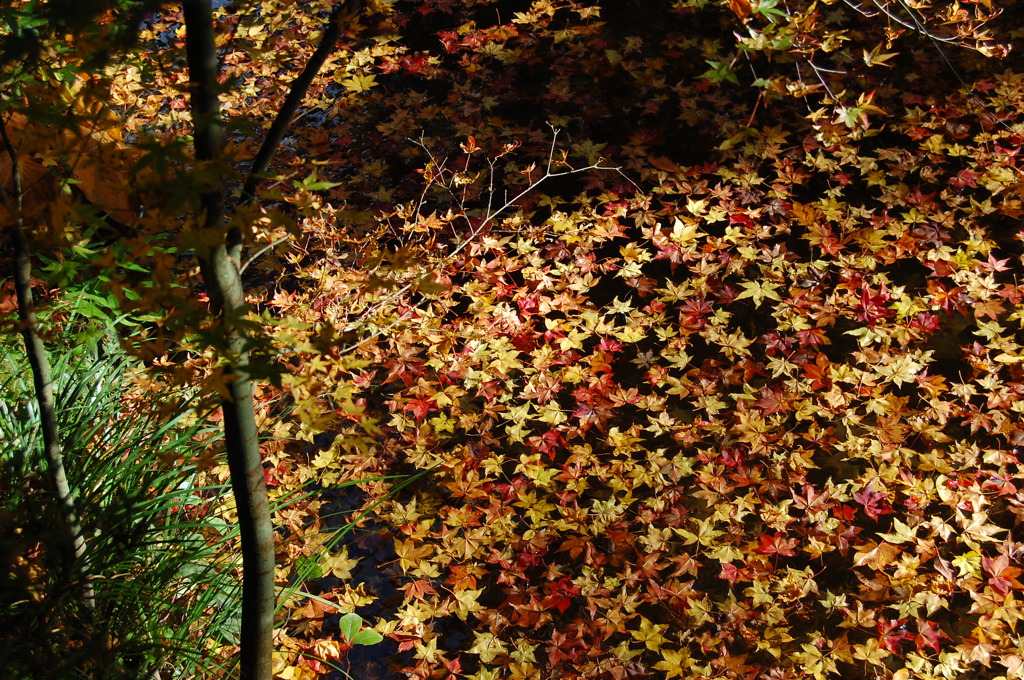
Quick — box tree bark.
[0,115,95,612]
[181,3,275,679]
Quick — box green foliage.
[0,338,239,680]
[339,612,384,647]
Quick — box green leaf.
[339,612,363,642]
[297,171,341,192]
[350,629,384,646]
[752,0,787,22]
[293,554,323,580]
[700,60,738,85]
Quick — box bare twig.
[240,234,292,274]
[333,129,618,356]
[864,0,961,44]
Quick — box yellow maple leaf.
[341,72,378,93]
[852,638,888,666]
[615,323,646,343]
[735,279,783,307]
[873,353,922,387]
[877,518,918,545]
[336,582,376,608]
[452,588,484,620]
[852,540,902,569]
[394,538,434,574]
[653,646,691,678]
[469,631,508,664]
[322,546,361,580]
[277,665,317,680]
[631,616,668,651]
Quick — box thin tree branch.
[234,0,364,260]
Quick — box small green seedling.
[339,613,383,647]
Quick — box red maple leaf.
[755,532,798,557]
[800,352,832,391]
[853,482,893,519]
[404,396,438,420]
[915,619,948,654]
[542,577,580,614]
[855,283,894,326]
[877,618,911,653]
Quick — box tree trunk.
[0,115,95,612]
[181,2,275,678]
